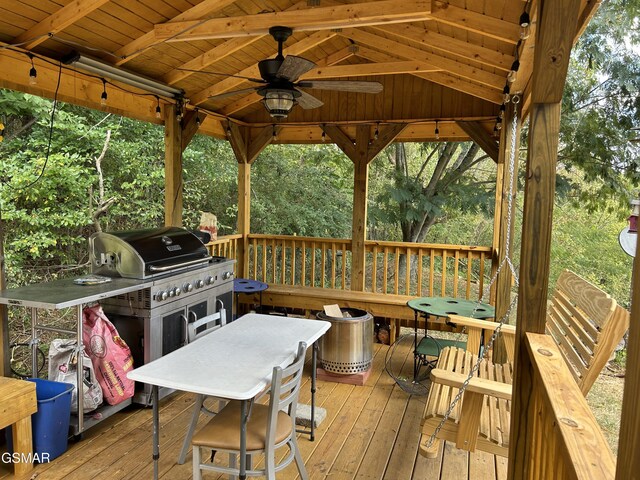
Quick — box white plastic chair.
[192,341,309,480]
[177,300,227,464]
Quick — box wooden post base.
[316,366,372,386]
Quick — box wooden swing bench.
[419,269,630,458]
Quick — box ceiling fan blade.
[297,80,383,94]
[277,56,317,82]
[208,87,260,101]
[295,89,324,110]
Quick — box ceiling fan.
[209,26,383,118]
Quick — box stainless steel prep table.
[0,276,152,435]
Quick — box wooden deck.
[2,342,504,480]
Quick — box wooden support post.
[492,100,522,363]
[323,123,406,292]
[164,104,183,227]
[0,210,8,376]
[508,1,581,477]
[616,246,640,479]
[237,162,251,278]
[231,125,278,278]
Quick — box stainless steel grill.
[90,227,235,405]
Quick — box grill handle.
[148,257,209,272]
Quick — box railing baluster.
[453,250,459,298]
[383,247,389,294]
[394,247,400,295]
[405,247,412,296]
[261,238,267,282]
[311,242,316,288]
[321,244,326,289]
[341,242,347,290]
[417,249,424,296]
[301,241,307,287]
[466,251,472,299]
[291,239,296,286]
[479,252,486,301]
[331,242,336,289]
[272,238,277,284]
[441,249,448,296]
[429,250,435,296]
[372,245,378,293]
[281,239,286,285]
[252,238,258,280]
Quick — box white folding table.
[127,313,331,480]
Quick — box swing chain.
[424,99,521,450]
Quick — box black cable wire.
[5,62,62,191]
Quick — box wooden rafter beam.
[220,47,355,116]
[162,0,313,85]
[247,126,281,164]
[323,125,357,160]
[114,0,237,65]
[164,36,264,85]
[356,46,503,104]
[302,60,441,79]
[154,0,431,41]
[190,30,336,105]
[13,0,111,50]
[430,1,521,45]
[341,29,505,90]
[367,123,407,161]
[456,120,499,162]
[369,24,514,72]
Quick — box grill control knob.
[173,287,181,297]
[195,279,205,289]
[222,271,232,280]
[168,288,175,298]
[205,275,215,285]
[156,290,168,301]
[183,282,193,293]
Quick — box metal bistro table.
[233,278,268,318]
[407,296,495,381]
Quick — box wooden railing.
[207,234,241,273]
[365,240,493,299]
[524,332,616,479]
[209,234,494,301]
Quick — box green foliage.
[250,144,352,238]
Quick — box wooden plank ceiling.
[0,0,598,144]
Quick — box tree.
[369,142,495,244]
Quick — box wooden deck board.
[1,342,499,480]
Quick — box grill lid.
[90,227,212,279]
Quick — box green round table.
[407,297,495,381]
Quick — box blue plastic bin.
[6,378,74,462]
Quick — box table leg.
[311,342,317,441]
[239,399,247,480]
[12,416,34,476]
[413,310,419,382]
[152,385,159,480]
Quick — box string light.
[195,108,201,127]
[374,123,379,141]
[226,121,232,137]
[495,117,503,130]
[321,125,326,142]
[28,54,37,85]
[155,96,161,119]
[519,11,531,40]
[499,104,506,119]
[434,120,440,140]
[100,79,108,106]
[272,124,278,141]
[507,59,520,83]
[502,85,511,104]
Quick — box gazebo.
[0,1,638,478]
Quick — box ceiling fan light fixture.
[262,89,297,118]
